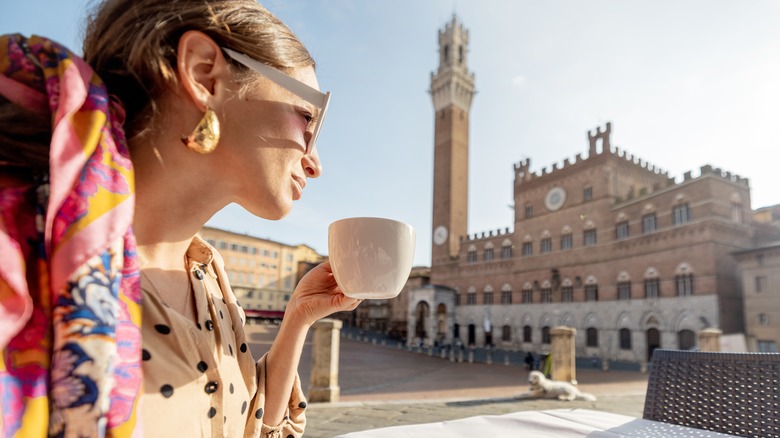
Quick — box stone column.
[550,326,577,384]
[698,328,722,352]
[309,318,342,403]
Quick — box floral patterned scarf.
[0,34,141,437]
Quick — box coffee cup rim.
[329,216,413,228]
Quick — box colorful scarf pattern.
[0,34,141,437]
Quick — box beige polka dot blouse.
[140,237,306,437]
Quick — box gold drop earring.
[181,107,221,154]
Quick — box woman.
[0,0,358,436]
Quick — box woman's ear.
[177,30,231,110]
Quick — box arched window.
[484,242,494,261]
[501,284,513,304]
[540,280,552,303]
[501,239,513,259]
[540,230,552,254]
[676,274,694,296]
[619,328,632,350]
[642,203,657,234]
[483,285,494,305]
[466,287,477,305]
[502,325,512,342]
[585,276,599,301]
[616,218,630,240]
[617,271,632,301]
[561,226,573,250]
[541,326,551,344]
[467,245,477,263]
[675,263,694,296]
[523,325,532,343]
[673,203,691,225]
[583,220,597,247]
[644,267,660,299]
[561,278,573,302]
[522,283,533,304]
[586,327,598,347]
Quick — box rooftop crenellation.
[461,227,513,242]
[682,164,750,187]
[514,122,685,185]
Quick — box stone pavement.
[246,324,649,438]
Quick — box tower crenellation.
[588,122,612,155]
[430,15,476,114]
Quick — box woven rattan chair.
[643,349,780,437]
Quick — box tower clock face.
[433,226,449,246]
[544,187,567,211]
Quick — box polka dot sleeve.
[245,353,307,438]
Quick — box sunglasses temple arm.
[223,48,327,108]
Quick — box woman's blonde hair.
[83,0,315,139]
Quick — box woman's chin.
[246,201,291,221]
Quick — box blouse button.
[194,269,204,280]
[205,320,214,331]
[205,381,218,394]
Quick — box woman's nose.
[303,147,322,178]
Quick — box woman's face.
[214,65,323,220]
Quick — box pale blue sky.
[4,1,779,266]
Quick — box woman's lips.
[291,175,306,200]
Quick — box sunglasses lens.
[306,92,330,154]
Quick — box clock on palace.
[544,187,567,211]
[433,226,449,246]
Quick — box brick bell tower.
[430,15,475,267]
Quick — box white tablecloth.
[337,408,738,437]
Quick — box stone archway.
[678,329,696,350]
[646,328,661,360]
[468,324,476,346]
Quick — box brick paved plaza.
[246,324,649,437]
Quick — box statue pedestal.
[550,326,577,384]
[308,319,342,402]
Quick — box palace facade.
[407,16,780,366]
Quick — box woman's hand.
[284,261,361,327]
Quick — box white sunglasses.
[222,48,331,155]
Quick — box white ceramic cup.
[328,217,416,299]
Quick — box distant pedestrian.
[524,352,534,370]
